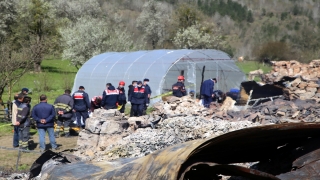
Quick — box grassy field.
[236,61,272,75]
[1,59,77,108]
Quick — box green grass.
[1,59,77,108]
[236,61,272,81]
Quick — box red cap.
[119,81,125,86]
[178,75,185,80]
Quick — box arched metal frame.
[72,49,246,104]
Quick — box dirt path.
[0,133,78,171]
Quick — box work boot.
[54,132,60,138]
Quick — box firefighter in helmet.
[117,81,127,114]
[172,75,187,97]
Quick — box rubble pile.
[213,98,320,123]
[152,96,218,118]
[74,108,258,161]
[263,60,320,101]
[264,60,320,82]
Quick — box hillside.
[100,0,320,62]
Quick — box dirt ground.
[0,131,78,171]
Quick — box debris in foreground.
[30,123,320,180]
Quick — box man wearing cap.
[129,81,148,117]
[54,89,74,138]
[101,83,119,110]
[72,86,90,128]
[172,76,187,97]
[21,88,29,95]
[200,78,217,108]
[16,96,31,150]
[117,81,126,113]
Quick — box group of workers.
[10,75,222,152]
[12,88,59,152]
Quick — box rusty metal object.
[31,123,320,180]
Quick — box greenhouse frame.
[72,49,246,104]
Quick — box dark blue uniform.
[101,86,119,110]
[201,79,215,108]
[172,82,187,97]
[117,87,126,113]
[72,90,90,127]
[17,103,30,149]
[129,86,148,116]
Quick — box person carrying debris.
[16,96,31,150]
[129,81,148,117]
[201,78,217,108]
[172,76,187,97]
[117,81,127,114]
[54,90,74,138]
[72,86,90,129]
[101,83,119,110]
[90,96,102,112]
[32,95,58,152]
[128,81,137,117]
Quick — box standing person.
[128,81,137,117]
[12,94,22,148]
[16,96,31,150]
[32,95,58,152]
[172,76,187,97]
[72,86,90,129]
[101,83,119,110]
[143,78,152,114]
[129,81,148,117]
[200,78,217,108]
[21,88,29,95]
[54,90,74,138]
[90,96,102,112]
[117,81,126,114]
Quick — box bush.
[253,41,293,62]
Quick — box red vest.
[134,86,145,93]
[105,89,119,95]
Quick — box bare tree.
[0,42,32,100]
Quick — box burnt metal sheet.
[36,123,320,180]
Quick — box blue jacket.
[129,86,148,105]
[32,102,56,128]
[72,90,90,111]
[17,103,30,128]
[101,86,119,108]
[201,79,215,97]
[145,84,152,95]
[172,82,187,97]
[117,87,126,104]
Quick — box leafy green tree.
[173,22,224,49]
[0,0,17,42]
[247,10,254,23]
[14,0,59,72]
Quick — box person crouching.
[129,81,148,117]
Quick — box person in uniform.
[117,81,126,114]
[172,75,187,97]
[129,81,148,117]
[54,89,74,138]
[101,83,119,110]
[72,86,90,129]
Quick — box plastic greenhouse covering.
[72,49,246,104]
